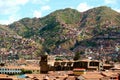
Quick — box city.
[0,0,120,80]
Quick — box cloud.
[117,10,120,13]
[41,5,51,11]
[77,2,93,12]
[0,0,29,7]
[15,0,29,5]
[104,0,117,4]
[31,1,51,18]
[0,14,21,25]
[0,6,20,15]
[31,0,50,5]
[0,0,29,15]
[0,0,51,24]
[114,9,120,13]
[0,0,29,24]
[33,10,42,18]
[33,5,51,18]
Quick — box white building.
[0,67,22,74]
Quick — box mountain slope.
[0,25,43,59]
[39,8,81,51]
[6,6,120,60]
[9,8,82,52]
[79,6,120,36]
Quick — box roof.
[4,66,22,69]
[81,72,104,79]
[21,66,39,70]
[101,71,118,77]
[0,65,39,70]
[0,74,8,78]
[103,64,113,67]
[73,68,86,71]
[76,59,100,62]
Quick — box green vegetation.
[0,6,120,57]
[21,69,32,74]
[74,51,84,60]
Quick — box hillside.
[79,6,120,36]
[9,8,82,52]
[0,25,43,59]
[0,6,120,61]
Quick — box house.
[0,66,22,74]
[78,72,104,80]
[73,59,102,71]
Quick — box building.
[73,68,86,75]
[78,72,104,80]
[47,58,102,71]
[52,60,74,71]
[0,66,22,74]
[40,55,49,73]
[73,59,102,71]
[41,54,103,71]
[0,65,40,74]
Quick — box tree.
[21,69,32,74]
[74,51,84,60]
[74,52,80,60]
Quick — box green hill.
[3,6,120,60]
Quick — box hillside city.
[0,6,120,80]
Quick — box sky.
[0,0,120,25]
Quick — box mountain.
[0,25,43,59]
[1,6,120,61]
[9,8,82,52]
[79,6,120,35]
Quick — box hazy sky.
[0,0,120,24]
